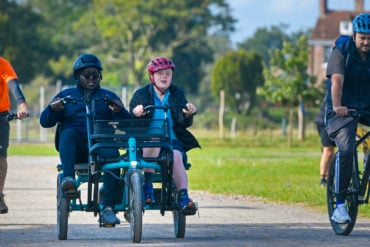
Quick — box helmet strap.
[152,82,167,96]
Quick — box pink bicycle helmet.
[147,57,175,82]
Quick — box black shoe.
[0,193,8,214]
[61,177,76,192]
[101,207,120,225]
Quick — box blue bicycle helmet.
[353,13,370,33]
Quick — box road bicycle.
[327,111,370,235]
[54,95,196,242]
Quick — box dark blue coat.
[129,84,200,151]
[40,85,130,135]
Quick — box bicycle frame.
[56,98,188,242]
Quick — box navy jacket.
[129,84,200,151]
[40,85,130,135]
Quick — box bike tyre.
[327,158,358,235]
[129,172,143,243]
[57,173,69,240]
[173,209,186,238]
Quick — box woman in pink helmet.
[130,57,200,215]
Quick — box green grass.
[8,136,370,217]
[187,146,328,208]
[8,143,57,156]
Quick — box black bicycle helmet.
[72,54,103,80]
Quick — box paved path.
[1,156,370,246]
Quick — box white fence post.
[39,86,46,141]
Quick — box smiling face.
[152,68,173,91]
[78,67,101,90]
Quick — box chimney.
[355,0,364,12]
[320,0,328,16]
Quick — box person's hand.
[17,103,29,119]
[333,106,348,116]
[109,99,124,112]
[133,105,145,117]
[50,97,65,111]
[183,103,197,117]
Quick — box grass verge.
[8,137,370,217]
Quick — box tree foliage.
[74,0,235,89]
[0,0,54,81]
[258,34,319,107]
[238,24,311,67]
[211,50,264,114]
[1,0,235,92]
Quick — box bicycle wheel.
[57,173,69,240]
[128,171,143,243]
[173,209,186,238]
[327,158,358,235]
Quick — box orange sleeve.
[0,57,18,83]
[0,57,18,111]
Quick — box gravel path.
[1,156,370,246]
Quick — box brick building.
[308,0,368,84]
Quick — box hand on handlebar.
[104,95,124,113]
[109,99,124,112]
[133,105,146,117]
[333,106,348,117]
[183,103,197,117]
[49,97,65,111]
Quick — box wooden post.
[219,90,225,139]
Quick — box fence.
[9,84,134,143]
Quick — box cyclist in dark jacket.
[325,13,370,224]
[40,54,130,225]
[130,57,200,215]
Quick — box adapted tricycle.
[55,96,196,243]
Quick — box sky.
[227,0,370,45]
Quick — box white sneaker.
[331,204,351,223]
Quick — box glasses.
[82,71,100,80]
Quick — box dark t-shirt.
[326,48,345,77]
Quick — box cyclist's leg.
[172,140,196,214]
[334,121,357,204]
[99,148,121,224]
[331,120,357,223]
[59,129,88,191]
[142,147,160,203]
[59,129,88,179]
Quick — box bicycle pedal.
[63,189,79,199]
[102,223,116,228]
[181,202,198,216]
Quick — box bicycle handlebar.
[49,95,120,109]
[143,104,187,114]
[49,95,77,107]
[7,113,29,121]
[347,110,370,117]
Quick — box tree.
[258,34,319,143]
[211,50,264,114]
[74,0,235,89]
[0,0,55,82]
[238,24,311,67]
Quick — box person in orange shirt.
[0,57,29,214]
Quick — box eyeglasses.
[82,71,100,80]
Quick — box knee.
[173,150,183,167]
[59,129,79,144]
